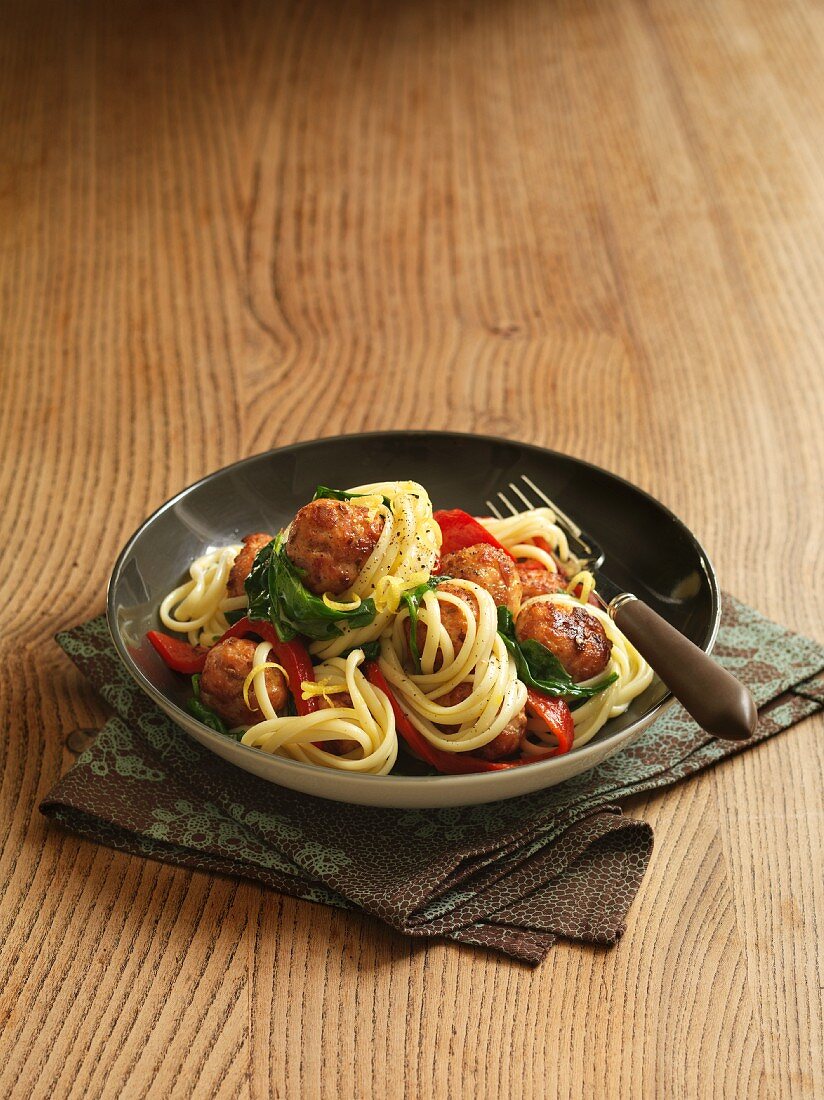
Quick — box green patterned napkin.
[42,595,823,964]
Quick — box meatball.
[477,709,528,761]
[314,686,354,712]
[515,600,612,682]
[285,499,384,595]
[316,688,354,710]
[435,681,527,761]
[405,582,479,668]
[228,533,274,597]
[200,637,288,727]
[315,688,355,756]
[439,543,522,615]
[516,562,567,602]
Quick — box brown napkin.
[42,594,824,964]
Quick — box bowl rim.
[106,429,721,788]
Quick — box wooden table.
[2,1,822,1095]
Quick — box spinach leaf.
[245,534,378,642]
[401,576,448,673]
[497,606,617,700]
[271,533,378,640]
[245,537,276,622]
[340,638,381,662]
[188,674,230,734]
[313,485,391,507]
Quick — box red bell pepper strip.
[517,559,543,572]
[532,535,557,558]
[146,631,208,675]
[365,661,570,772]
[219,617,321,714]
[365,661,443,767]
[525,688,575,756]
[522,538,566,575]
[434,509,515,560]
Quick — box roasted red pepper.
[532,535,557,559]
[365,661,570,772]
[524,538,568,577]
[525,688,575,755]
[146,631,208,675]
[365,661,443,767]
[434,508,515,560]
[220,617,321,714]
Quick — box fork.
[487,476,757,741]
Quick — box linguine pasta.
[159,545,246,647]
[154,487,653,777]
[242,645,398,774]
[309,481,441,659]
[379,580,527,756]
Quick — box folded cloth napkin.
[42,594,824,964]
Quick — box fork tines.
[485,475,603,569]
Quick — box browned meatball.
[435,681,527,761]
[404,582,479,669]
[315,688,354,712]
[200,637,288,727]
[477,709,528,760]
[315,689,355,756]
[228,533,274,597]
[516,562,567,602]
[439,544,522,615]
[285,499,384,595]
[515,600,612,682]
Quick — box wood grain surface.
[1,1,822,1096]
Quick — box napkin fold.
[42,595,824,964]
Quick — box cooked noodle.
[309,480,440,659]
[378,579,527,755]
[478,507,571,571]
[242,647,398,774]
[158,493,655,770]
[159,545,246,646]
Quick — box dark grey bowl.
[107,431,720,807]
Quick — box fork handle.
[610,595,757,741]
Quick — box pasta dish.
[146,481,653,777]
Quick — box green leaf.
[340,638,381,661]
[498,607,514,631]
[401,575,449,673]
[245,537,276,622]
[496,606,617,700]
[246,533,378,641]
[266,538,297,641]
[187,695,229,734]
[189,675,243,737]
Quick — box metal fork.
[487,476,756,741]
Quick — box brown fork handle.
[611,596,757,741]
